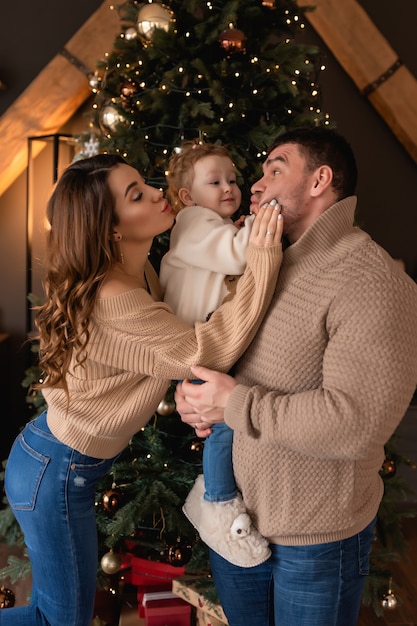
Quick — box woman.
[3,154,282,625]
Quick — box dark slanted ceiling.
[0,0,416,198]
[0,1,119,197]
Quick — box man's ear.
[178,187,194,206]
[311,165,332,197]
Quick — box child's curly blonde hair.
[166,140,235,214]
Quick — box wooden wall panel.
[296,0,417,162]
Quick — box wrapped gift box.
[137,584,171,618]
[172,577,228,625]
[124,555,186,587]
[196,607,226,626]
[142,591,191,626]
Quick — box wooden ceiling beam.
[0,1,120,198]
[296,0,417,163]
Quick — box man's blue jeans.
[210,516,376,626]
[2,411,117,626]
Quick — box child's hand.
[233,215,247,229]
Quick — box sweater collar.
[282,196,365,270]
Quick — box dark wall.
[0,0,104,116]
[297,0,417,279]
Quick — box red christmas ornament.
[167,541,192,567]
[380,457,396,478]
[101,488,123,512]
[121,81,139,98]
[219,27,247,53]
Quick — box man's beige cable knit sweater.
[226,197,417,545]
[44,244,281,459]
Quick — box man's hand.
[174,365,238,436]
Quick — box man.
[175,127,417,626]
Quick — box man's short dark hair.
[268,127,358,200]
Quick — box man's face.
[250,142,316,242]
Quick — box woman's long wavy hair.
[34,153,126,393]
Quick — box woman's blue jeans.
[2,411,117,626]
[210,516,376,626]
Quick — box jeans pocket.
[5,433,50,511]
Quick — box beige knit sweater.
[226,197,417,546]
[44,243,282,458]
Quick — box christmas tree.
[0,0,415,619]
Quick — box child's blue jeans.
[203,422,238,502]
[186,379,238,503]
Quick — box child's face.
[185,155,242,217]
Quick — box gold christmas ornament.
[100,550,122,575]
[219,27,247,53]
[190,440,204,452]
[136,3,173,40]
[156,398,175,415]
[0,586,15,609]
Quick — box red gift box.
[124,554,186,587]
[121,554,186,619]
[143,591,191,626]
[137,584,172,618]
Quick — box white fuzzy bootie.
[183,474,271,568]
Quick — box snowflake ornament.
[82,135,100,158]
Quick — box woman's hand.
[249,199,283,247]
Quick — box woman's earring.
[113,232,124,264]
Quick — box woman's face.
[108,163,174,244]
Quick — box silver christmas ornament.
[124,27,138,41]
[136,3,173,40]
[100,550,122,575]
[380,591,398,610]
[99,103,129,134]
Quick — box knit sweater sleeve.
[225,259,417,461]
[91,243,282,379]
